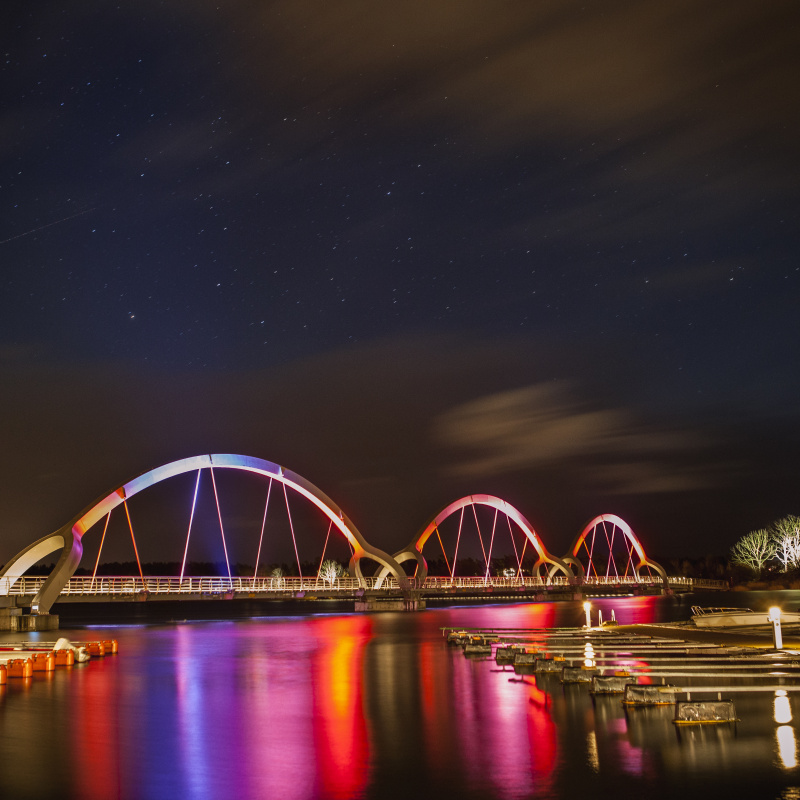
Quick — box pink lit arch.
[558,513,668,586]
[375,494,573,587]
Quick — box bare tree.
[270,566,285,588]
[730,529,776,577]
[771,516,800,572]
[318,559,344,585]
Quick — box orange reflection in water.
[525,680,557,795]
[311,615,372,799]
[69,660,121,800]
[419,639,459,775]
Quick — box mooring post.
[769,606,783,649]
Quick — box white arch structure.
[0,454,409,614]
[375,494,573,588]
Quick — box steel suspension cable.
[516,537,528,579]
[484,509,499,583]
[587,525,597,578]
[451,507,465,579]
[253,477,274,580]
[315,519,334,585]
[434,525,451,576]
[209,467,233,586]
[624,528,638,578]
[282,481,303,580]
[180,469,202,582]
[506,514,523,577]
[122,499,146,585]
[471,502,489,572]
[603,520,619,579]
[91,511,112,586]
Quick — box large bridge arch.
[0,454,408,614]
[376,494,573,587]
[557,513,668,587]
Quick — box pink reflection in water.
[590,595,663,625]
[172,618,372,800]
[447,648,558,797]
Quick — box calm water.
[1,594,800,800]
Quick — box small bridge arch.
[557,513,668,587]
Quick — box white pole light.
[769,606,783,650]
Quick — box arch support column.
[0,528,83,614]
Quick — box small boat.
[691,606,800,628]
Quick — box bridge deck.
[0,574,726,604]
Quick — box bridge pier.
[354,591,426,612]
[0,607,59,631]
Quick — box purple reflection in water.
[171,617,371,800]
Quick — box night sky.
[2,0,798,568]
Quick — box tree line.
[729,516,800,578]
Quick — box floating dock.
[0,638,118,684]
[445,622,800,724]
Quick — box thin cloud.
[435,383,712,494]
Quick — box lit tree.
[270,567,285,588]
[319,559,344,584]
[729,529,776,577]
[771,516,800,572]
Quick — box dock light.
[583,601,591,628]
[769,607,783,650]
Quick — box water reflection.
[0,596,799,799]
[778,727,798,769]
[777,690,794,724]
[312,616,371,799]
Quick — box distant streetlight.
[769,607,783,649]
[583,601,591,628]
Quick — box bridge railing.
[666,577,729,590]
[0,574,728,596]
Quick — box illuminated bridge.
[0,454,726,618]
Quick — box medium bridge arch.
[376,494,573,587]
[0,454,408,613]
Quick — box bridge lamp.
[583,601,591,628]
[769,607,783,650]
